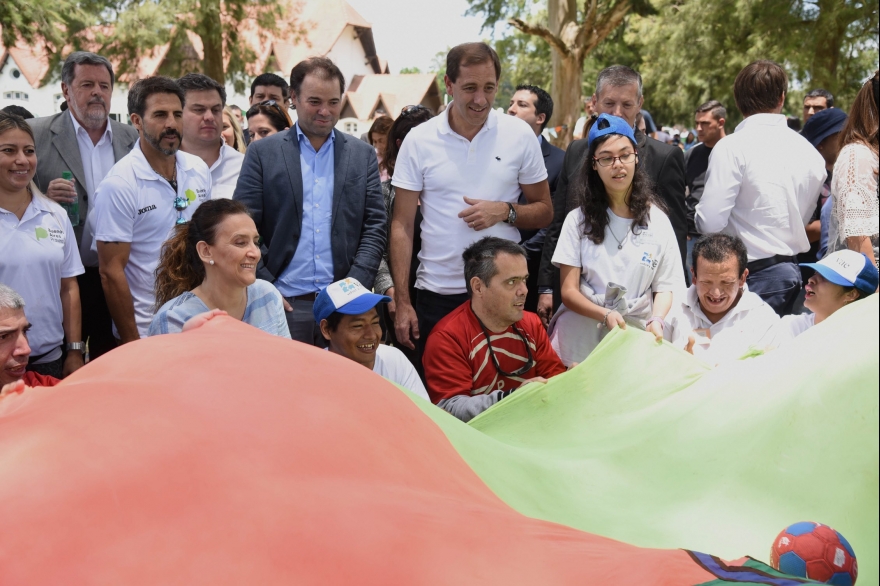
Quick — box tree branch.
[509,17,571,57]
[578,0,631,54]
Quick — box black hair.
[245,101,291,132]
[324,311,344,332]
[515,84,553,131]
[128,76,185,118]
[177,73,227,106]
[1,105,34,119]
[250,73,289,99]
[805,88,834,108]
[462,237,527,296]
[383,105,435,176]
[695,99,726,120]
[289,57,346,99]
[575,133,659,244]
[692,233,748,277]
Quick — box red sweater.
[423,303,565,404]
[23,372,61,387]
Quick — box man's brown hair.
[733,60,788,117]
[446,43,501,83]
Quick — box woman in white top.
[828,70,878,266]
[0,112,85,378]
[765,249,878,346]
[549,114,685,365]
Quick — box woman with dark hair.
[0,112,84,378]
[149,199,289,336]
[548,114,685,365]
[828,70,879,266]
[373,106,434,354]
[367,115,394,182]
[245,101,292,143]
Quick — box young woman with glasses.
[548,113,685,366]
[149,199,289,337]
[245,101,292,143]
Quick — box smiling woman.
[148,199,290,337]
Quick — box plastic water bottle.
[61,171,79,226]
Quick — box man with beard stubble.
[29,52,138,359]
[92,76,211,343]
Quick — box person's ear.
[718,117,726,128]
[844,289,860,304]
[740,268,749,286]
[130,113,143,132]
[319,319,333,341]
[690,266,696,284]
[444,74,453,97]
[471,276,484,296]
[196,241,212,265]
[536,112,546,128]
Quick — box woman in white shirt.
[0,112,85,378]
[549,114,684,365]
[828,70,878,266]
[766,249,878,346]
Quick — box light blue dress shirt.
[275,123,336,297]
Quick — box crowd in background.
[1,44,878,422]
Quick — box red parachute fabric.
[0,317,711,585]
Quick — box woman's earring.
[209,260,215,265]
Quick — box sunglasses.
[474,312,535,378]
[400,104,430,117]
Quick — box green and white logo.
[186,189,197,203]
[35,227,48,241]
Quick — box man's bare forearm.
[100,269,139,343]
[514,199,553,230]
[389,220,414,304]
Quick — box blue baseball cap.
[588,113,637,146]
[313,279,391,324]
[801,108,847,147]
[800,250,879,296]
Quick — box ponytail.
[154,222,205,308]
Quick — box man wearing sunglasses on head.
[423,237,565,422]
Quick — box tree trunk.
[548,0,580,146]
[197,0,226,85]
[810,0,851,98]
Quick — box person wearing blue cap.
[313,279,429,401]
[761,249,878,347]
[547,113,685,365]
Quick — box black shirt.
[685,143,712,235]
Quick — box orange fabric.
[0,317,710,584]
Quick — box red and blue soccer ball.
[770,521,858,585]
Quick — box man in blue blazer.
[233,57,386,346]
[507,84,565,314]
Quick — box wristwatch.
[66,342,85,353]
[505,202,517,225]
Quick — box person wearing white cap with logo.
[313,279,429,401]
[761,249,878,347]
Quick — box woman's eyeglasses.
[593,152,638,167]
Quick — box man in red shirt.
[424,237,565,421]
[1,285,61,396]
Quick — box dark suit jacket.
[29,112,138,243]
[537,130,688,310]
[233,127,386,290]
[519,136,565,249]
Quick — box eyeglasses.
[473,310,535,378]
[174,196,189,225]
[400,104,429,117]
[593,152,638,167]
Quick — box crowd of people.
[1,45,878,423]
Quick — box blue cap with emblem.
[588,113,637,147]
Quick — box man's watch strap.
[505,202,517,225]
[66,342,85,352]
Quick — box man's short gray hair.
[595,65,643,100]
[61,51,115,87]
[0,284,25,311]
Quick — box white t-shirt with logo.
[0,195,84,361]
[391,106,548,295]
[373,344,429,400]
[92,141,211,338]
[549,205,684,364]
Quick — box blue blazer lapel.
[331,129,349,229]
[282,128,304,228]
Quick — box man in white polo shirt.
[696,60,825,316]
[389,42,552,365]
[93,76,211,343]
[177,73,243,199]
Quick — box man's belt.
[747,255,797,274]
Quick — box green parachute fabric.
[414,295,879,583]
[0,298,874,584]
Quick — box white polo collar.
[734,113,786,133]
[438,102,498,137]
[130,139,198,182]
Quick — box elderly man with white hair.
[0,284,61,395]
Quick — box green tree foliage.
[0,0,86,52]
[627,0,878,126]
[399,66,423,74]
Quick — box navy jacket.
[233,127,386,289]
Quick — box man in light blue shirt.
[234,57,386,346]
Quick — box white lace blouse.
[829,142,879,264]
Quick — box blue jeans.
[747,262,802,316]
